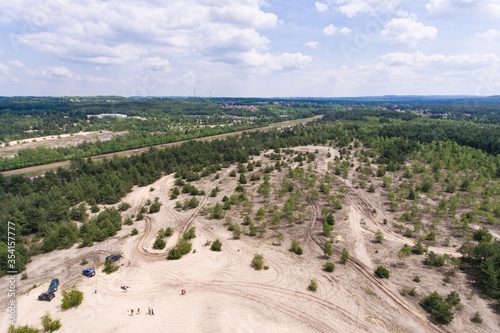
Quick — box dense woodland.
[0,96,499,306]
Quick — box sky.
[0,0,499,97]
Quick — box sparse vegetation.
[340,248,349,264]
[308,279,318,291]
[41,312,62,332]
[374,266,390,279]
[251,254,264,270]
[61,286,84,310]
[210,239,222,252]
[324,261,335,272]
[102,259,119,274]
[290,240,303,255]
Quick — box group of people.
[130,308,154,316]
[125,288,188,317]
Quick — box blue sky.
[0,0,499,97]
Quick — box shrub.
[308,279,318,291]
[118,202,131,212]
[413,275,421,283]
[470,311,483,324]
[148,202,162,214]
[420,291,454,324]
[177,240,192,255]
[424,251,449,267]
[232,224,241,239]
[375,265,390,279]
[251,254,264,270]
[446,291,461,306]
[167,248,182,260]
[123,218,133,226]
[21,272,28,280]
[290,240,303,255]
[131,228,138,236]
[210,239,222,252]
[152,236,166,250]
[41,312,62,332]
[90,203,100,213]
[164,227,173,236]
[340,248,349,264]
[7,325,39,333]
[61,286,84,310]
[102,259,119,274]
[324,262,335,272]
[183,227,196,240]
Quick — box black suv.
[38,291,55,301]
[106,254,123,262]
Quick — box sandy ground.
[1,145,498,333]
[0,131,128,158]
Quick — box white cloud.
[425,0,500,17]
[4,0,287,69]
[240,50,312,72]
[305,41,319,50]
[323,24,338,35]
[315,2,329,12]
[43,66,72,78]
[0,63,8,75]
[332,0,401,17]
[476,29,500,40]
[141,57,170,72]
[338,27,352,34]
[381,18,437,46]
[381,51,499,68]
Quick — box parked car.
[106,254,123,262]
[48,278,60,292]
[82,267,95,277]
[38,291,55,301]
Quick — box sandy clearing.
[1,145,498,333]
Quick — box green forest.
[1,96,499,305]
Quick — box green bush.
[470,311,483,324]
[164,227,173,236]
[183,227,196,240]
[131,228,138,236]
[148,202,162,214]
[375,265,390,279]
[167,248,182,260]
[251,254,264,270]
[177,240,192,255]
[8,325,39,333]
[413,275,421,283]
[152,236,166,250]
[102,259,119,274]
[210,239,222,252]
[61,286,84,310]
[446,291,461,306]
[41,312,62,332]
[340,248,349,264]
[123,218,133,226]
[308,279,318,291]
[118,202,131,212]
[290,240,303,255]
[324,261,335,272]
[420,291,454,324]
[424,251,449,267]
